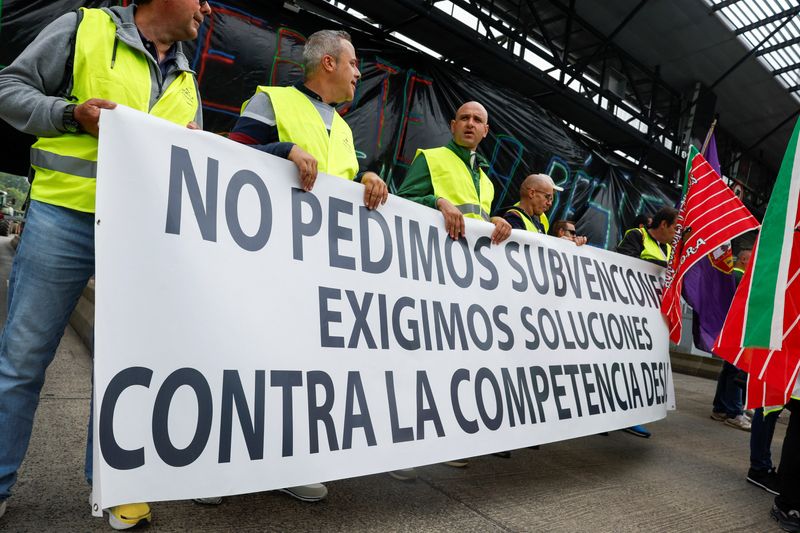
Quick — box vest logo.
[342,136,352,150]
[180,87,195,105]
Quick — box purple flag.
[682,249,737,352]
[706,133,721,175]
[680,132,738,353]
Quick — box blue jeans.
[0,201,95,501]
[712,361,743,417]
[750,407,780,471]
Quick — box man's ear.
[321,54,336,73]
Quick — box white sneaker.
[389,468,418,481]
[278,483,328,502]
[0,499,6,519]
[193,497,223,505]
[725,414,752,431]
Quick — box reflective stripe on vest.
[30,149,96,179]
[30,8,199,213]
[637,227,672,263]
[253,86,358,180]
[417,146,493,222]
[506,207,538,232]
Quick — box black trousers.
[777,398,800,510]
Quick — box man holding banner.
[396,101,511,245]
[615,206,678,439]
[393,100,510,479]
[616,207,677,269]
[0,0,210,529]
[223,27,393,505]
[230,29,388,210]
[503,173,561,234]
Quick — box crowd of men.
[0,0,797,531]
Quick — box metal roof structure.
[309,0,688,178]
[304,0,800,205]
[708,0,800,98]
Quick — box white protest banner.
[92,106,675,512]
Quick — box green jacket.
[396,139,489,211]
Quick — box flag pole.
[700,116,719,156]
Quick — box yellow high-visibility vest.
[506,207,536,232]
[637,227,672,263]
[417,146,493,221]
[252,86,358,180]
[30,8,199,213]
[508,202,548,232]
[541,213,550,233]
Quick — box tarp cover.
[0,0,680,248]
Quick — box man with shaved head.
[392,101,510,481]
[397,101,511,245]
[503,173,563,233]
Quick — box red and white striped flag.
[660,146,759,344]
[714,118,800,408]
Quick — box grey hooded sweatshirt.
[0,4,203,138]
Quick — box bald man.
[392,102,509,480]
[397,101,511,245]
[503,173,563,233]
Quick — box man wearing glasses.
[549,220,588,246]
[503,173,562,233]
[0,0,210,528]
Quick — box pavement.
[0,235,790,532]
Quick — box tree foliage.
[0,172,30,209]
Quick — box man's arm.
[229,92,294,156]
[358,171,388,210]
[230,91,318,189]
[229,114,294,158]
[397,153,467,239]
[395,153,437,209]
[0,12,80,136]
[489,216,512,244]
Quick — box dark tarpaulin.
[0,0,111,64]
[0,0,113,177]
[0,0,679,248]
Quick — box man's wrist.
[62,104,82,133]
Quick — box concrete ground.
[0,235,789,532]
